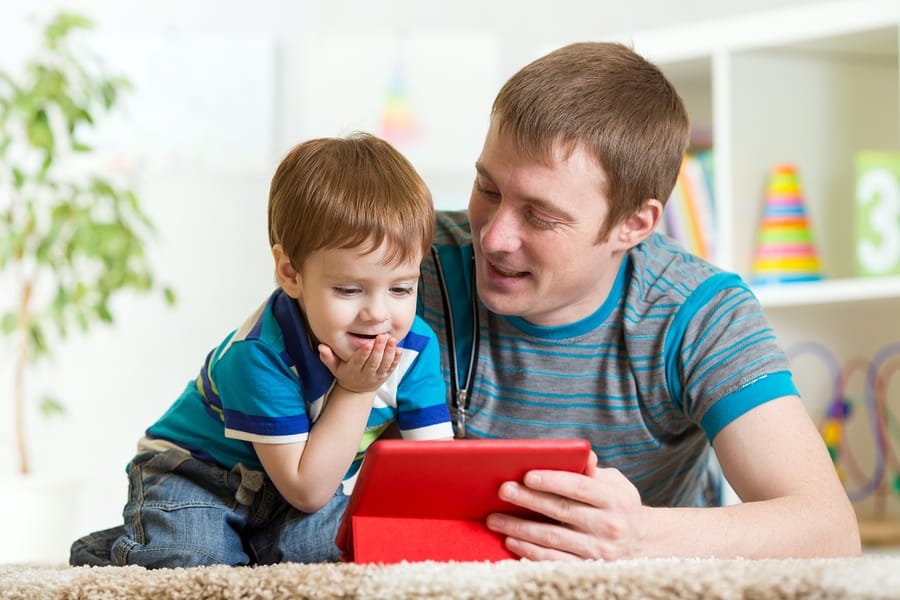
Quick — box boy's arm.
[254,383,374,513]
[256,334,401,513]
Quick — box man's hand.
[485,452,650,560]
[318,334,401,393]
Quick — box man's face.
[468,124,631,327]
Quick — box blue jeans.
[70,449,349,568]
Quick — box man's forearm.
[641,497,860,558]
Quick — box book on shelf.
[661,150,716,262]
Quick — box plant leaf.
[39,394,67,418]
[45,13,94,49]
[27,108,54,151]
[0,311,17,335]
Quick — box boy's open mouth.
[350,333,378,340]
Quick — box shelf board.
[614,0,900,64]
[753,275,900,307]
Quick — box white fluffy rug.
[2,556,900,599]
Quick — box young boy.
[70,132,454,567]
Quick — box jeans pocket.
[129,449,244,516]
[119,451,251,567]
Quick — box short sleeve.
[213,339,311,444]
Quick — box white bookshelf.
[754,276,900,308]
[617,0,900,523]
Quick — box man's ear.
[272,244,302,299]
[615,198,663,249]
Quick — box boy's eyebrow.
[474,161,577,222]
[387,268,424,281]
[325,265,422,282]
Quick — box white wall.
[0,0,823,564]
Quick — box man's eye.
[527,212,557,230]
[475,183,499,199]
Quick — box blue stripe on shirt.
[397,403,455,430]
[223,408,310,437]
[664,272,741,412]
[699,370,798,441]
[398,328,429,353]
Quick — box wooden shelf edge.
[858,517,900,546]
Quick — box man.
[417,41,860,560]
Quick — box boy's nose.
[361,298,389,323]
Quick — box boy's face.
[468,122,636,327]
[288,242,422,362]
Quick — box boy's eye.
[390,286,414,296]
[334,286,361,296]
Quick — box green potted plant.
[0,12,174,479]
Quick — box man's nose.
[480,202,521,253]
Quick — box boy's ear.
[272,244,302,299]
[615,198,662,249]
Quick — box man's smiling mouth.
[491,263,528,277]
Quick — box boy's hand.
[318,334,401,393]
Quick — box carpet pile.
[2,556,900,599]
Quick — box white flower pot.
[0,475,83,565]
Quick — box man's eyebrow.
[474,161,492,181]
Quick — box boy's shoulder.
[400,315,439,352]
[229,290,289,346]
[214,290,303,367]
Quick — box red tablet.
[334,438,593,563]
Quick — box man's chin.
[477,290,525,317]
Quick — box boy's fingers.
[318,344,339,371]
[384,341,401,371]
[365,336,387,370]
[369,336,398,372]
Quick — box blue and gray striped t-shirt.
[417,210,797,507]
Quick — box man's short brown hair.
[491,42,690,241]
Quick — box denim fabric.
[69,449,348,568]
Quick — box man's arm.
[485,395,861,560]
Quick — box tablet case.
[335,438,593,563]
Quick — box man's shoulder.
[627,233,742,303]
[423,212,475,309]
[434,210,471,247]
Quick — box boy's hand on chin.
[318,334,402,394]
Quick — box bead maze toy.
[787,340,900,545]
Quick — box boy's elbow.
[286,489,336,514]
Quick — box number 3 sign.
[856,151,900,276]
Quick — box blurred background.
[0,0,823,563]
